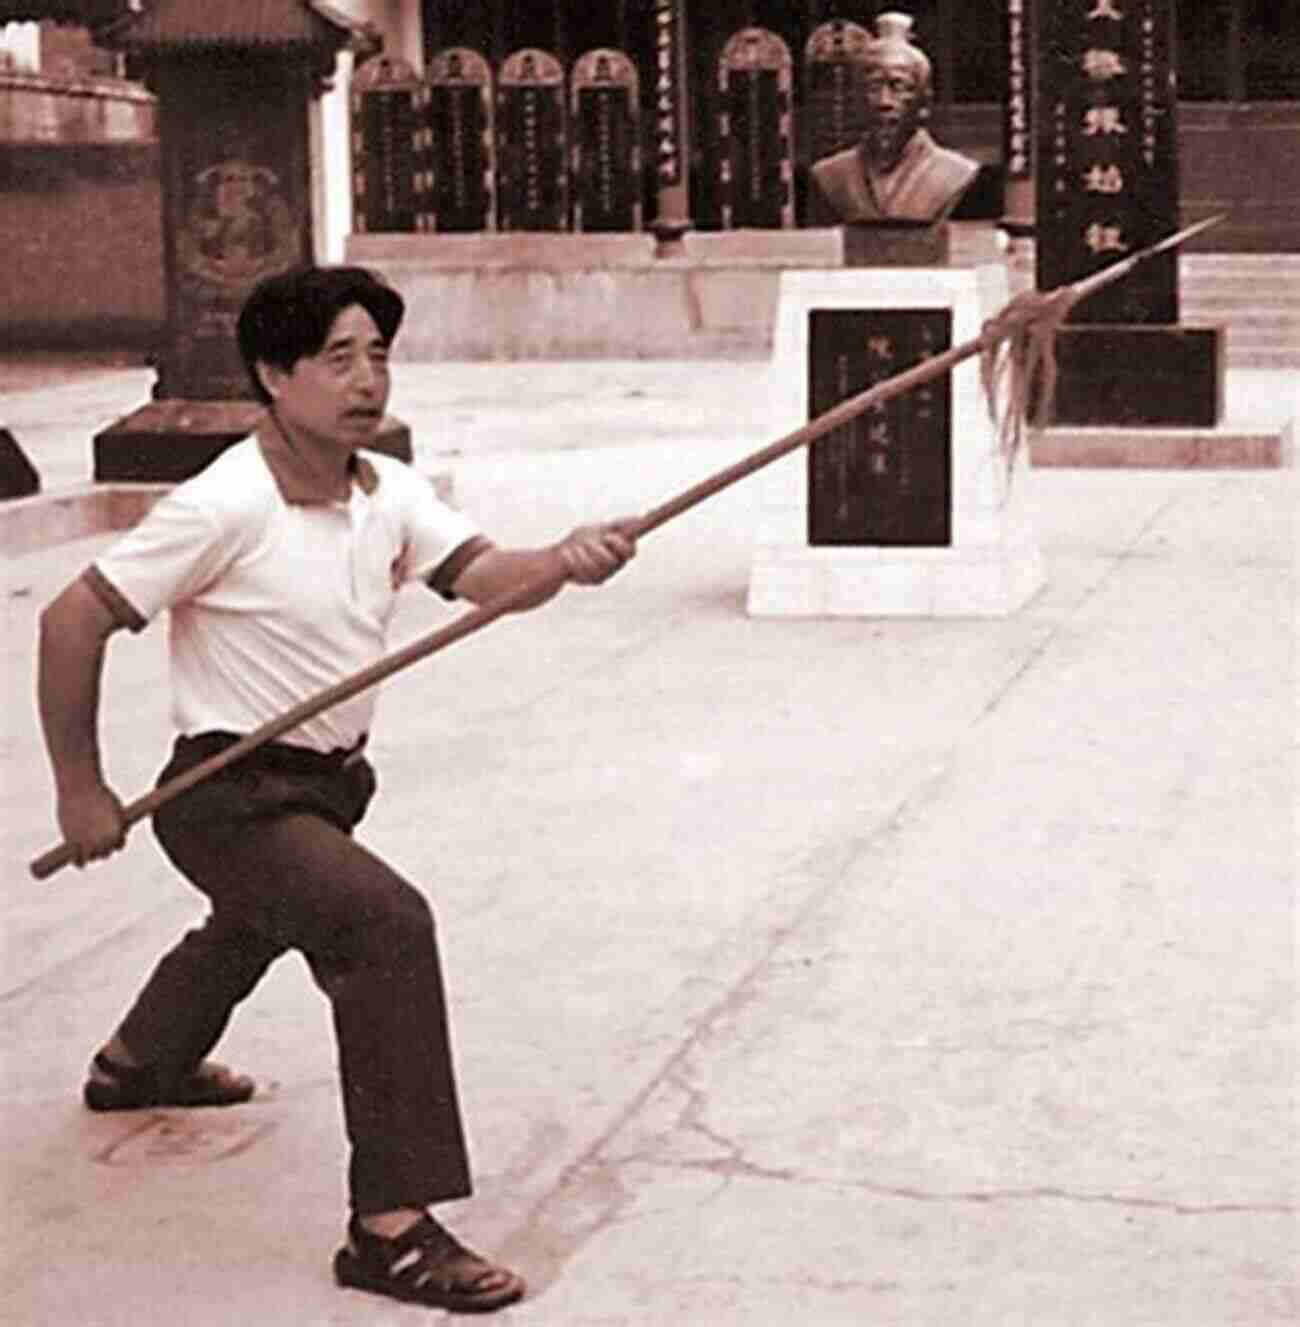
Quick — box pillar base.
[93,401,413,483]
[1052,325,1225,428]
[651,217,693,257]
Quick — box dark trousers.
[112,732,473,1215]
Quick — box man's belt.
[180,730,369,776]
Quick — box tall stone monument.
[803,18,875,172]
[1036,0,1223,426]
[650,0,692,250]
[716,27,793,231]
[497,48,569,232]
[749,12,1045,618]
[426,47,496,233]
[351,55,425,234]
[1001,0,1036,241]
[571,47,641,233]
[92,0,409,483]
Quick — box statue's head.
[860,12,932,171]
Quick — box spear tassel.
[29,215,1224,881]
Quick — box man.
[37,265,638,1313]
[808,11,978,226]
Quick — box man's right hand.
[56,782,127,867]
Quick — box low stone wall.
[347,226,1008,360]
[0,69,155,142]
[1,72,162,349]
[1180,102,1300,253]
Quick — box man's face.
[258,303,390,455]
[862,56,925,169]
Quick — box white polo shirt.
[86,428,490,754]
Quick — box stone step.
[1183,287,1300,305]
[1233,353,1299,369]
[1182,254,1300,269]
[1192,314,1300,333]
[1178,256,1300,364]
[1188,295,1300,313]
[1032,423,1293,470]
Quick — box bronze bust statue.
[808,12,979,226]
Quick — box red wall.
[0,141,163,348]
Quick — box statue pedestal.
[748,266,1046,618]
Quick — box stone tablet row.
[351,21,900,234]
[351,48,642,234]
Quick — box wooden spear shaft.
[27,332,985,883]
[30,216,1224,881]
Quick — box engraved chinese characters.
[428,48,494,233]
[1037,0,1179,322]
[808,310,952,547]
[351,57,425,233]
[717,28,793,230]
[355,45,646,233]
[653,0,686,190]
[1005,0,1033,180]
[804,19,874,166]
[571,49,641,233]
[498,49,569,232]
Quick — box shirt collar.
[256,413,380,505]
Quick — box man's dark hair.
[237,265,405,403]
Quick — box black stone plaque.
[718,28,793,230]
[808,309,952,547]
[1036,0,1179,323]
[803,20,873,168]
[571,49,640,232]
[427,47,494,232]
[497,48,568,232]
[351,56,424,234]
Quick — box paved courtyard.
[1,358,1295,1325]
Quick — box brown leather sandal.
[334,1213,525,1313]
[83,1052,255,1111]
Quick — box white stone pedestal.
[747,266,1046,618]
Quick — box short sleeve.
[384,459,486,596]
[90,489,239,629]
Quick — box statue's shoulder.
[923,137,980,187]
[811,145,860,184]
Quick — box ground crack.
[645,1154,1295,1218]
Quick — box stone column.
[313,46,356,263]
[1001,0,1036,241]
[1002,0,1037,293]
[90,10,406,483]
[650,0,692,252]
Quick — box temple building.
[314,0,1297,255]
[3,1,1297,359]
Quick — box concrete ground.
[1,358,1296,1325]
